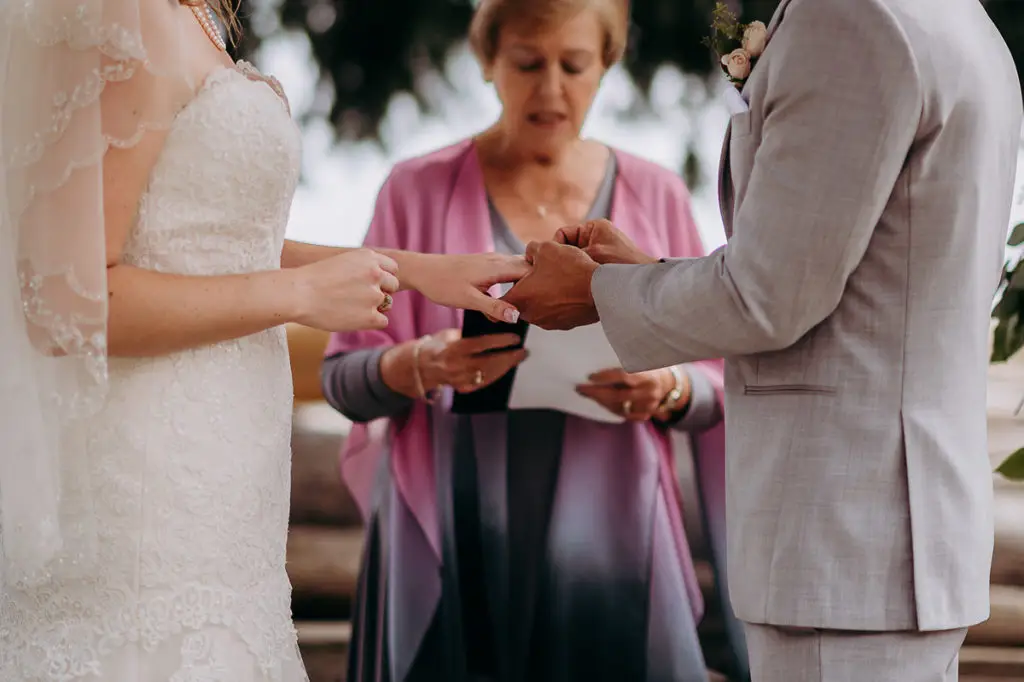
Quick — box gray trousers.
[744,623,968,682]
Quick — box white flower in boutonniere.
[702,2,766,90]
[721,48,752,80]
[742,20,768,58]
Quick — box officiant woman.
[321,0,744,679]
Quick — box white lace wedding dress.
[0,63,308,682]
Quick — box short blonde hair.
[469,0,629,68]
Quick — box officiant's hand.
[556,219,658,265]
[419,329,528,394]
[502,241,600,331]
[576,367,676,422]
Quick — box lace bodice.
[127,64,298,276]
[0,64,306,682]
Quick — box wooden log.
[959,646,1024,679]
[295,628,1024,682]
[298,645,347,682]
[291,402,362,527]
[992,489,1024,586]
[987,358,1024,470]
[287,324,331,403]
[287,526,363,601]
[966,585,1024,647]
[294,620,733,682]
[297,621,352,646]
[296,621,350,682]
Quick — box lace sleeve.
[0,0,197,586]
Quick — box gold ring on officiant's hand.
[622,400,633,415]
[474,370,484,386]
[378,293,393,313]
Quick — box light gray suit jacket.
[593,0,1022,631]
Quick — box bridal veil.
[0,0,197,586]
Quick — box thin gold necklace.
[183,2,227,52]
[512,177,566,219]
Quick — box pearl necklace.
[186,2,227,52]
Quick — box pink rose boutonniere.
[702,2,767,90]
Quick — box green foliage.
[997,447,1024,481]
[991,223,1024,363]
[993,219,1024,484]
[231,0,1022,189]
[1009,221,1024,247]
[701,3,744,56]
[233,1,1024,143]
[233,0,750,141]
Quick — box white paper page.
[508,323,625,424]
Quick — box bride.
[0,1,526,680]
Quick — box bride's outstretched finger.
[469,253,528,290]
[473,289,521,325]
[400,252,528,320]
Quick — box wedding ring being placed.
[622,399,633,415]
[377,293,393,313]
[473,370,484,386]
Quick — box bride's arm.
[104,134,398,358]
[281,240,528,324]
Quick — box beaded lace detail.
[0,64,306,682]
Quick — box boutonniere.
[702,2,767,90]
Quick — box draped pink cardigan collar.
[324,139,725,620]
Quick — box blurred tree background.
[231,0,1024,183]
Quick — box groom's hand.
[502,241,600,330]
[556,219,658,265]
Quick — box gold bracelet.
[412,336,438,404]
[659,365,686,412]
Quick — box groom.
[504,0,1022,679]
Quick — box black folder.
[450,309,529,414]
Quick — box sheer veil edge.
[0,0,197,586]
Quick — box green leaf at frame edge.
[1010,222,1024,247]
[995,287,1022,317]
[1010,314,1024,360]
[996,447,1024,481]
[992,320,1009,362]
[991,311,1024,363]
[1011,265,1024,290]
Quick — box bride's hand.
[290,249,399,331]
[401,253,530,323]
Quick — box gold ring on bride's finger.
[377,293,393,313]
[474,370,484,386]
[622,400,632,415]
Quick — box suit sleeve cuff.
[592,262,683,373]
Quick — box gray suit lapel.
[717,0,797,237]
[717,126,735,238]
[766,0,796,42]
